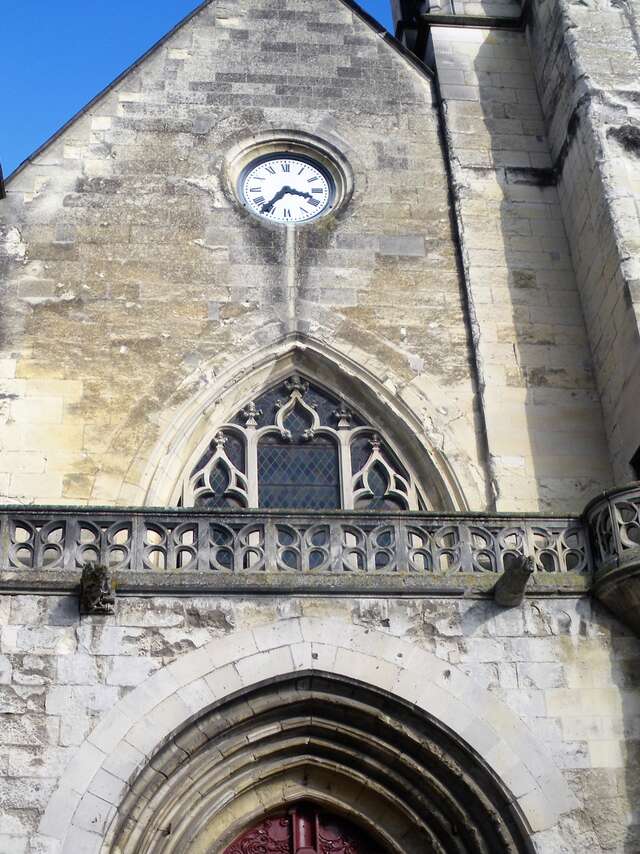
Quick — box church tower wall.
[0,0,614,513]
[393,0,640,488]
[1,2,639,853]
[427,21,613,511]
[526,0,640,484]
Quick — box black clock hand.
[261,186,290,213]
[286,188,314,202]
[261,186,314,213]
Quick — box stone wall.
[0,592,638,853]
[526,0,640,483]
[0,0,484,511]
[428,23,612,511]
[0,0,615,514]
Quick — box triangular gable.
[4,0,432,184]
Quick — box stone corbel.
[494,555,534,607]
[593,562,640,636]
[80,563,116,615]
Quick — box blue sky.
[1,1,394,177]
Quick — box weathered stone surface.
[0,593,635,851]
[428,23,612,511]
[526,0,640,484]
[0,0,489,512]
[0,0,638,850]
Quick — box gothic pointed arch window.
[180,375,426,511]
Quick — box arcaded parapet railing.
[585,483,640,569]
[0,507,591,576]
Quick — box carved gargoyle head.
[80,563,116,615]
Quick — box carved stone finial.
[285,374,309,396]
[494,554,534,607]
[333,402,353,430]
[214,430,228,448]
[80,564,115,615]
[242,402,262,428]
[370,433,382,452]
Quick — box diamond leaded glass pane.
[258,435,340,510]
[193,462,245,509]
[195,460,244,509]
[368,463,388,498]
[350,432,409,480]
[283,404,313,438]
[355,461,403,511]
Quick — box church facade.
[0,0,639,851]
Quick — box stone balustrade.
[585,482,640,569]
[0,505,591,577]
[1,486,638,612]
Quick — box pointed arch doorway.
[105,672,536,854]
[224,803,384,854]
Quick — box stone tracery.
[180,374,426,511]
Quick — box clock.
[239,154,335,224]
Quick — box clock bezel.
[238,152,336,224]
[225,132,353,228]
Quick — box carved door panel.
[223,805,382,854]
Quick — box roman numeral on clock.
[308,198,320,207]
[254,196,265,205]
[282,163,290,172]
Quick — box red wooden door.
[223,804,383,853]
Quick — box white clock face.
[240,155,333,224]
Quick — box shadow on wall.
[441,28,639,846]
[439,27,613,514]
[455,32,639,841]
[572,599,640,852]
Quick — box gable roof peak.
[4,0,432,185]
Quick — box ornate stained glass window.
[180,375,425,511]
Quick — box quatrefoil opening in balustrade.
[180,375,427,511]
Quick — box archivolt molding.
[38,618,576,854]
[136,336,480,511]
[109,678,527,854]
